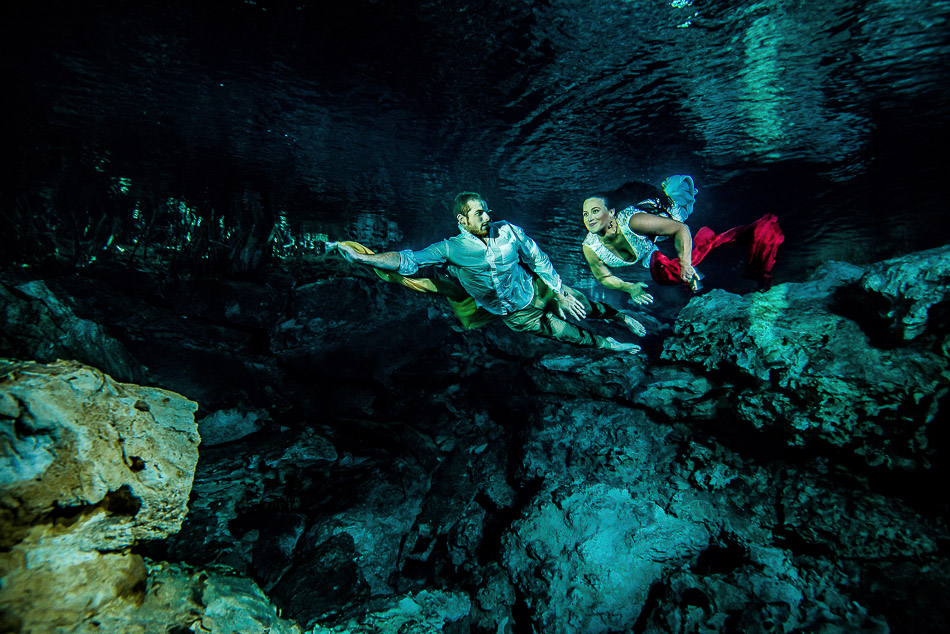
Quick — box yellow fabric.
[341,241,495,330]
[340,241,438,293]
[446,296,496,330]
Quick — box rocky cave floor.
[2,245,949,633]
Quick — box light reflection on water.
[13,0,950,289]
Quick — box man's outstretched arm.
[332,240,450,275]
[333,243,402,271]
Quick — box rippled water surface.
[4,0,949,299]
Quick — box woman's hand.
[679,262,696,285]
[627,282,654,306]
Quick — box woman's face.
[582,197,615,233]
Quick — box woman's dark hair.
[609,181,674,214]
[583,192,613,209]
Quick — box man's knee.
[503,309,543,334]
[503,319,530,333]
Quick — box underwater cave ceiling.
[3,0,949,285]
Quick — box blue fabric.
[661,174,698,223]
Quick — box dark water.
[3,0,949,305]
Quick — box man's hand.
[329,243,402,271]
[333,242,363,264]
[555,291,587,321]
[627,282,654,306]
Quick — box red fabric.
[649,214,785,290]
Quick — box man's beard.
[466,222,489,237]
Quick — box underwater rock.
[198,406,270,446]
[523,350,649,401]
[273,277,456,383]
[304,456,431,596]
[470,563,517,634]
[0,359,302,633]
[0,547,151,634]
[503,483,711,633]
[168,276,286,330]
[859,243,950,341]
[778,467,943,560]
[131,560,301,634]
[251,512,309,592]
[0,359,196,630]
[515,400,679,491]
[306,588,471,634]
[661,261,948,469]
[38,267,296,413]
[0,554,301,633]
[270,531,372,627]
[396,432,516,590]
[630,366,723,421]
[499,385,950,633]
[0,359,199,548]
[638,543,890,633]
[156,426,338,575]
[0,280,146,383]
[265,454,436,627]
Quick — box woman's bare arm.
[582,245,654,305]
[627,214,695,283]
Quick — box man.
[335,192,644,353]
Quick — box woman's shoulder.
[616,205,639,226]
[621,206,655,228]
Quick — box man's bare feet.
[620,313,646,337]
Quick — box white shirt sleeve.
[507,223,563,294]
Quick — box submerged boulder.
[504,483,711,633]
[198,406,271,446]
[0,359,300,633]
[0,359,200,549]
[0,280,146,383]
[860,244,950,341]
[661,260,948,469]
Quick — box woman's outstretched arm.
[582,245,654,305]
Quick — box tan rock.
[0,549,147,633]
[0,359,202,632]
[0,359,200,550]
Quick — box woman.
[581,176,784,304]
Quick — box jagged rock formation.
[661,256,948,470]
[0,280,146,384]
[1,244,947,633]
[860,245,950,341]
[0,360,299,633]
